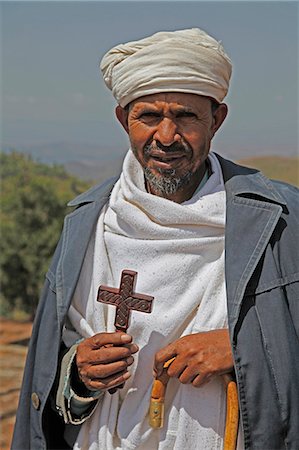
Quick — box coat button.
[31,392,40,410]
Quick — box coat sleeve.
[55,343,103,425]
[11,237,79,450]
[279,184,299,340]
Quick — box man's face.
[116,92,227,202]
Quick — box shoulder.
[270,179,298,207]
[67,176,119,208]
[215,153,298,210]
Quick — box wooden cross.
[97,270,154,332]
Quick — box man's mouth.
[151,154,183,160]
[143,141,191,171]
[149,151,187,163]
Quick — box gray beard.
[144,167,192,197]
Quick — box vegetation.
[0,151,90,319]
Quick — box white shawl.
[64,150,229,450]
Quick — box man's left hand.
[154,329,234,387]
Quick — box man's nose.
[153,118,180,147]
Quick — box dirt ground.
[0,318,32,450]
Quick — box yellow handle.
[149,367,239,450]
[149,357,175,429]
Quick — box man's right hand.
[75,332,138,392]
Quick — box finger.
[88,370,131,391]
[126,355,134,366]
[77,342,139,367]
[192,373,212,388]
[178,366,199,384]
[84,355,134,380]
[87,346,135,365]
[91,332,132,349]
[126,343,139,354]
[166,357,186,379]
[154,344,177,376]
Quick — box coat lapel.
[224,194,283,336]
[218,155,287,337]
[55,178,117,326]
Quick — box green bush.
[0,151,90,318]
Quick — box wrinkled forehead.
[128,92,213,110]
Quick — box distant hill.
[65,158,123,184]
[237,156,299,187]
[2,142,127,165]
[64,155,299,187]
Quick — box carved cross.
[97,270,154,332]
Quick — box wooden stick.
[149,362,239,450]
[222,374,239,450]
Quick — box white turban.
[100,28,232,107]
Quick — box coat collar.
[216,154,287,206]
[67,176,119,207]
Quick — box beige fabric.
[100,28,232,106]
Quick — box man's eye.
[140,112,160,118]
[176,111,197,118]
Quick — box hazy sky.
[1,1,298,162]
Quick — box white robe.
[64,150,234,450]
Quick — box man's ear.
[115,105,129,133]
[211,103,228,136]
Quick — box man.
[12,28,299,450]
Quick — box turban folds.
[100,28,232,107]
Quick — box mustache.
[144,140,191,155]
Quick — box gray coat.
[12,155,299,450]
